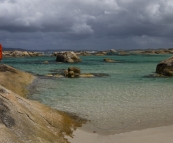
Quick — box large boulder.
[156,56,173,76]
[56,52,82,63]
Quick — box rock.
[156,56,173,76]
[91,73,109,77]
[106,49,117,55]
[11,50,23,57]
[103,58,116,63]
[64,70,68,77]
[0,85,85,143]
[110,49,117,53]
[45,74,53,77]
[0,64,86,143]
[80,73,94,78]
[44,61,49,64]
[54,74,64,78]
[68,67,81,74]
[77,52,91,56]
[64,67,81,78]
[68,71,75,78]
[118,51,129,55]
[0,64,34,97]
[95,51,107,56]
[2,51,44,57]
[56,52,82,63]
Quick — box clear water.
[2,54,173,133]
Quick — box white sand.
[67,125,173,143]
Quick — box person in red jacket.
[0,44,2,60]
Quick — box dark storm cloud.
[0,0,173,50]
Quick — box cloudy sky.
[0,0,173,50]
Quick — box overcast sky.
[0,0,173,50]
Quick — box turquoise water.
[2,54,173,133]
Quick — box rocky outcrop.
[106,49,117,55]
[77,52,91,56]
[0,86,85,143]
[137,49,173,55]
[156,56,173,76]
[103,58,116,63]
[2,51,44,57]
[0,64,86,143]
[56,52,82,63]
[0,64,34,97]
[118,51,129,55]
[94,51,107,56]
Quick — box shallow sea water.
[2,54,173,133]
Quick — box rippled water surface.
[2,54,173,133]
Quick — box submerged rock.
[156,56,173,76]
[45,67,109,78]
[44,61,49,64]
[79,73,94,78]
[104,58,116,63]
[91,73,109,77]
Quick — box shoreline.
[0,64,86,143]
[67,125,173,143]
[76,118,173,135]
[1,57,173,143]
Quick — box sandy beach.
[67,125,173,143]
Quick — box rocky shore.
[0,64,85,143]
[2,50,44,57]
[2,48,173,58]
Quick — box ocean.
[2,54,173,134]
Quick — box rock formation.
[156,56,173,76]
[0,64,85,143]
[2,51,44,57]
[0,64,34,97]
[64,67,81,78]
[56,52,82,63]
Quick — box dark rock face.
[156,56,173,76]
[56,52,82,63]
[0,64,17,73]
[0,98,15,128]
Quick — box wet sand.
[67,125,173,143]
